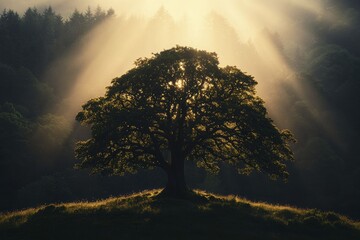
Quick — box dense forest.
[0,6,117,209]
[0,1,360,220]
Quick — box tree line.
[0,6,114,210]
[0,3,359,219]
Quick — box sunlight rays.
[46,1,298,114]
[35,0,349,150]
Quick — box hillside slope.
[0,190,359,240]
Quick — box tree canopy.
[76,46,295,196]
[1,3,360,218]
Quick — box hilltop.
[0,190,359,240]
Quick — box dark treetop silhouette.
[75,46,295,197]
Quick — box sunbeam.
[1,0,360,224]
[39,1,347,151]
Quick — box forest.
[0,0,359,221]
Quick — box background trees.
[0,2,359,219]
[0,6,114,210]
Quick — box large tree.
[75,46,295,197]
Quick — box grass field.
[1,189,359,240]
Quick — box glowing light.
[26,0,346,149]
[175,79,184,89]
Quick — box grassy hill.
[0,189,359,240]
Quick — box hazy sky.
[0,0,326,18]
[1,0,208,17]
[1,0,350,145]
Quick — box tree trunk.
[161,153,188,197]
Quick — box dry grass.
[0,189,359,240]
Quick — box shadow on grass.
[0,190,359,240]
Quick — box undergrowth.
[0,189,359,240]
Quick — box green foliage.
[306,44,360,96]
[76,46,295,181]
[0,103,33,208]
[0,64,55,116]
[0,2,359,220]
[0,6,114,211]
[0,7,114,75]
[0,190,359,240]
[0,102,31,156]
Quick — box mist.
[1,0,360,218]
[38,0,351,141]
